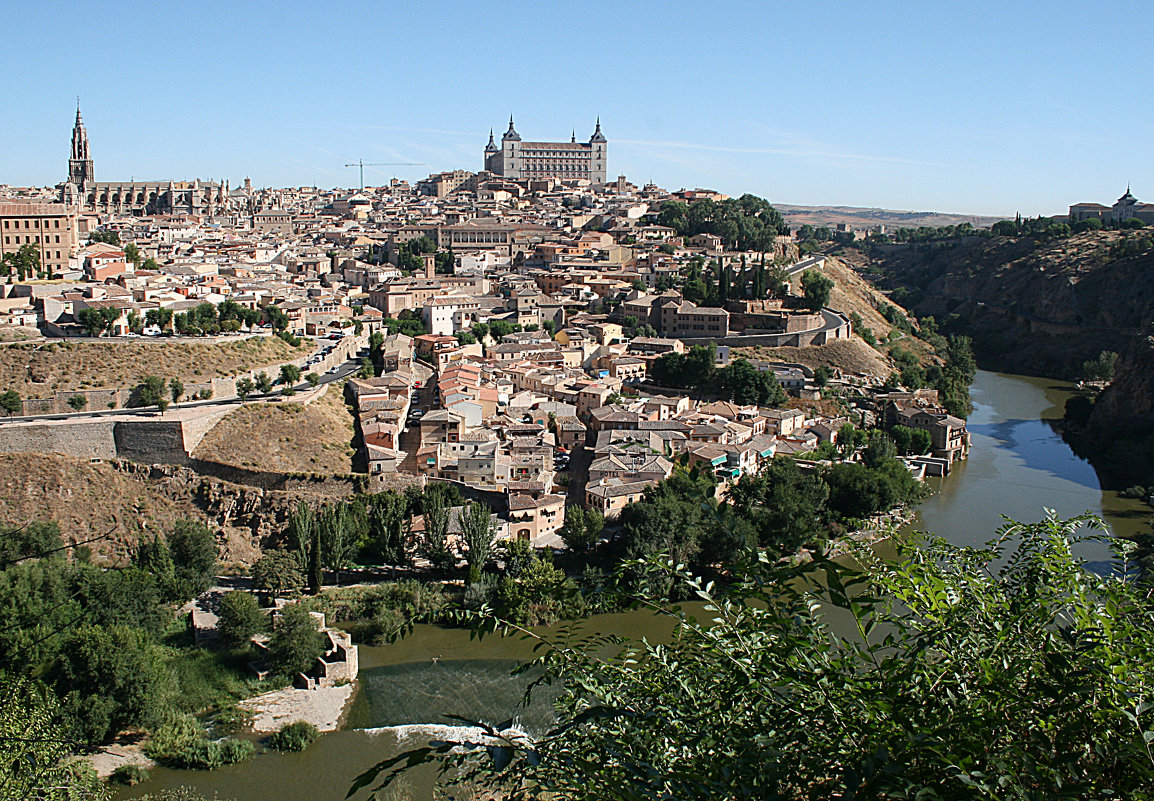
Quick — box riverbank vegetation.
[0,516,325,792]
[353,513,1154,800]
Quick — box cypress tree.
[308,525,323,595]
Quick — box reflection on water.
[906,371,1152,563]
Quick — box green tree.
[123,242,142,265]
[264,305,289,332]
[800,268,834,312]
[319,503,358,585]
[89,229,121,245]
[145,307,174,332]
[267,604,324,677]
[1081,350,1119,382]
[135,375,169,411]
[53,624,172,744]
[216,590,266,647]
[251,549,305,595]
[459,500,496,573]
[558,505,604,553]
[364,492,409,566]
[280,364,301,387]
[127,310,143,334]
[0,389,21,416]
[0,675,106,801]
[255,371,273,394]
[421,490,454,570]
[67,394,88,411]
[357,514,1154,800]
[77,306,106,337]
[169,378,184,404]
[862,429,898,468]
[306,372,320,388]
[168,519,217,598]
[235,376,255,400]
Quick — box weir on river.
[117,371,1153,801]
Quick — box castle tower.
[589,118,607,184]
[68,103,94,192]
[484,129,498,172]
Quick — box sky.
[2,1,1151,217]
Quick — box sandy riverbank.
[87,740,156,779]
[239,682,357,733]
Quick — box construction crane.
[344,159,425,192]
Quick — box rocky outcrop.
[859,232,1154,377]
[110,461,362,560]
[1069,329,1154,487]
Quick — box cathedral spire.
[68,102,94,190]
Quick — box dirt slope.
[0,335,310,396]
[193,385,357,474]
[735,338,893,379]
[0,452,204,561]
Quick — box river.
[117,370,1153,801]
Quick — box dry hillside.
[0,325,39,342]
[0,335,310,397]
[0,452,205,561]
[776,204,1003,231]
[733,255,930,379]
[193,384,357,474]
[736,339,893,379]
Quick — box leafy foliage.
[353,514,1154,800]
[267,604,325,677]
[267,720,319,752]
[0,675,105,800]
[216,590,267,647]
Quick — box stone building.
[58,104,233,216]
[0,202,90,277]
[484,117,607,184]
[1068,186,1154,226]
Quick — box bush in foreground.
[351,513,1154,800]
[267,720,319,752]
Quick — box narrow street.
[397,362,435,473]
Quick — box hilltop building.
[1068,186,1154,226]
[484,117,607,184]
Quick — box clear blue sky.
[3,1,1150,217]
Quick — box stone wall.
[113,420,192,465]
[0,419,118,459]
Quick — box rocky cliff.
[849,231,1154,485]
[0,454,420,565]
[1074,328,1154,486]
[849,231,1154,377]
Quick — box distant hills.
[774,203,1007,231]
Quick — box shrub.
[147,712,255,769]
[110,764,150,785]
[267,720,319,752]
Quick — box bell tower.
[68,102,94,191]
